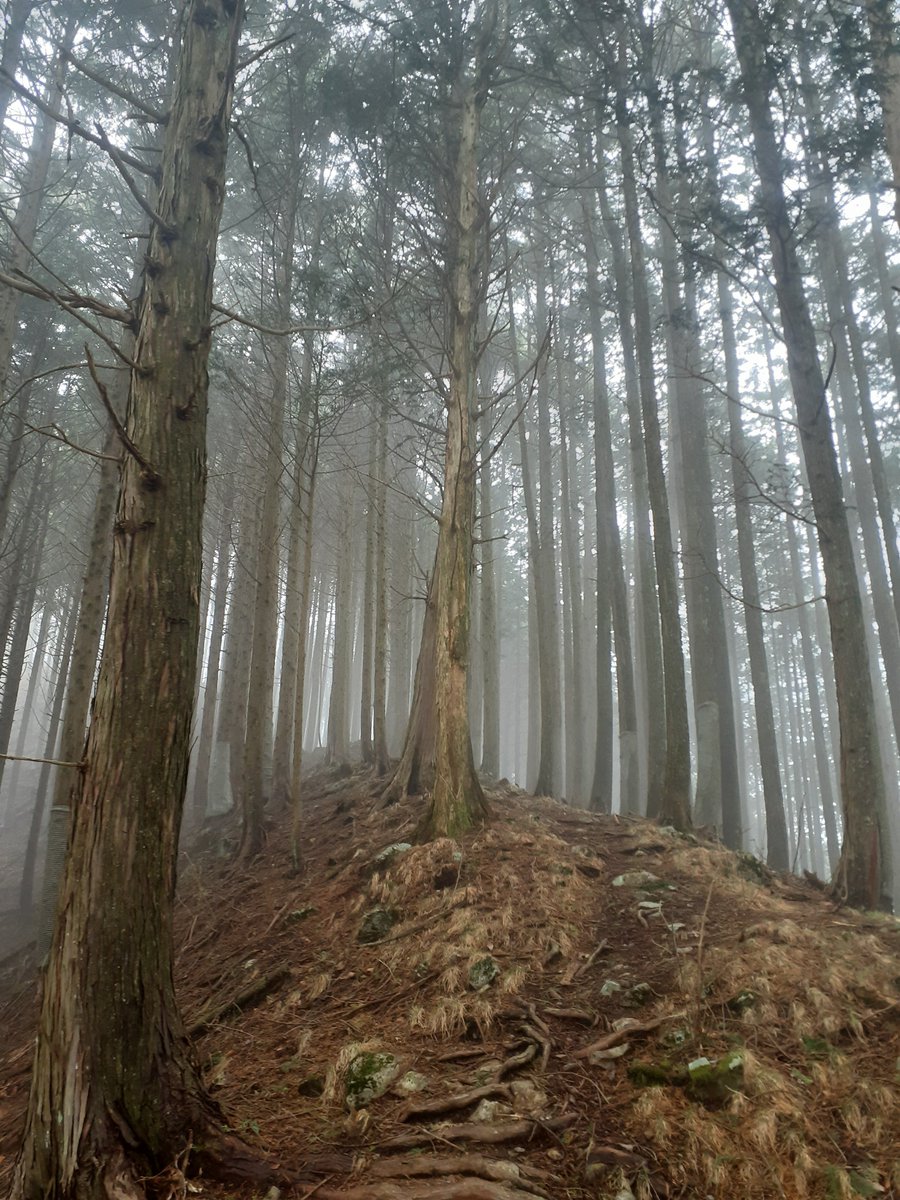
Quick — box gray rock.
[345,1051,401,1108]
[394,1070,428,1095]
[612,870,661,889]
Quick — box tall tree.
[12,2,252,1195]
[725,0,893,909]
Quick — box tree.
[382,0,507,838]
[725,0,893,910]
[12,2,252,1195]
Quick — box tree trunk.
[19,591,76,918]
[615,21,691,830]
[190,484,234,826]
[0,0,36,132]
[593,133,658,816]
[866,0,900,234]
[12,5,247,1195]
[381,45,492,837]
[479,443,500,778]
[727,0,892,908]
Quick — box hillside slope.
[1,770,898,1199]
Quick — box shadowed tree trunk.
[11,4,254,1196]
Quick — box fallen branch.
[573,1012,685,1060]
[573,939,609,979]
[381,1114,576,1152]
[188,964,291,1036]
[401,1084,512,1121]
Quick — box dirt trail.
[1,770,898,1198]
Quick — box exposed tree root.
[494,1042,536,1081]
[517,1022,551,1072]
[318,1181,548,1200]
[401,1083,512,1121]
[195,1131,353,1188]
[381,1114,576,1151]
[543,1006,595,1023]
[368,1154,552,1186]
[573,1011,685,1060]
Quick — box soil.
[1,768,898,1199]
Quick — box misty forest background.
[1,0,899,944]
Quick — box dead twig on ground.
[188,965,291,1037]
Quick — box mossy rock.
[468,956,500,991]
[623,982,653,1008]
[628,1053,744,1106]
[286,905,317,923]
[394,1070,428,1095]
[612,870,662,889]
[357,907,396,944]
[373,842,412,867]
[345,1051,400,1108]
[735,851,773,885]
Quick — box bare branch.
[238,29,296,72]
[94,123,175,236]
[0,67,159,177]
[62,48,167,122]
[84,344,158,482]
[21,419,123,463]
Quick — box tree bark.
[615,20,691,830]
[12,4,247,1195]
[382,14,496,837]
[726,0,892,908]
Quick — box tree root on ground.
[381,1114,576,1151]
[368,1154,552,1186]
[317,1181,549,1199]
[573,1011,684,1060]
[401,1083,512,1121]
[494,1042,536,1081]
[196,1131,353,1188]
[542,1006,595,1024]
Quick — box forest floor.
[1,769,899,1199]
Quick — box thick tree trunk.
[382,60,490,837]
[12,5,247,1196]
[581,187,639,815]
[727,0,892,908]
